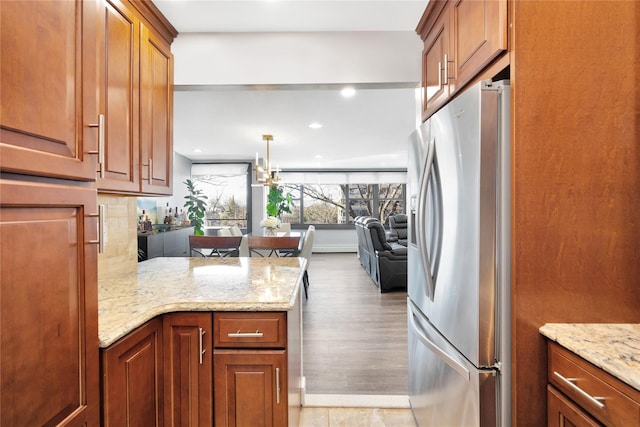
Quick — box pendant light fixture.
[254,134,281,187]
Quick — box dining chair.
[298,225,315,299]
[278,222,291,233]
[229,224,243,236]
[217,227,232,236]
[189,235,243,257]
[241,235,301,257]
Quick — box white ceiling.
[153,0,429,169]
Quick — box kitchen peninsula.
[99,256,305,426]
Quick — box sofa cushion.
[367,221,393,251]
[388,214,408,244]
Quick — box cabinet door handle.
[88,204,105,253]
[147,158,153,183]
[438,61,442,89]
[444,54,454,83]
[88,114,105,178]
[198,328,206,365]
[275,367,281,405]
[227,330,263,338]
[553,371,606,410]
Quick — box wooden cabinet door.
[163,313,213,427]
[0,179,100,426]
[214,350,287,427]
[96,0,141,193]
[140,23,174,195]
[421,4,450,118]
[102,318,164,427]
[548,385,602,427]
[0,0,99,181]
[451,0,507,91]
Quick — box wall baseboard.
[312,245,357,253]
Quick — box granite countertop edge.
[540,323,640,392]
[98,300,298,348]
[98,257,305,348]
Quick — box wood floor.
[302,252,408,395]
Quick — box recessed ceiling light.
[341,87,356,98]
[308,122,323,129]
[192,148,202,153]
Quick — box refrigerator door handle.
[409,305,470,380]
[416,136,437,300]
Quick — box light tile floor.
[299,395,417,427]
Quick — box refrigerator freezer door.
[408,300,497,427]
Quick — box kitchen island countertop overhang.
[98,257,306,347]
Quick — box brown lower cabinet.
[547,385,602,427]
[101,313,212,427]
[163,313,213,426]
[101,318,164,426]
[101,310,300,426]
[0,180,100,426]
[213,312,290,427]
[214,350,287,427]
[547,341,640,427]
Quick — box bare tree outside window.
[281,182,404,226]
[191,164,249,230]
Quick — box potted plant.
[266,186,293,218]
[183,179,208,235]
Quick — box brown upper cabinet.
[98,0,176,195]
[416,0,507,120]
[0,0,100,181]
[0,0,176,195]
[139,21,174,195]
[97,0,140,192]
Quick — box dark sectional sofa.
[354,216,407,292]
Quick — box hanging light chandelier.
[254,134,281,187]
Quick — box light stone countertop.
[98,257,306,348]
[540,323,640,391]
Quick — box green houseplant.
[183,179,208,236]
[266,186,293,218]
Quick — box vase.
[264,227,277,236]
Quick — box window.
[279,179,405,228]
[191,163,250,231]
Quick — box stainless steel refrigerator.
[407,80,511,426]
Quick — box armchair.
[388,214,408,246]
[354,216,380,275]
[365,221,407,292]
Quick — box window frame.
[280,182,406,230]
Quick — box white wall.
[173,31,422,86]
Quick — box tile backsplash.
[97,194,138,276]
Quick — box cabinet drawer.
[214,312,286,348]
[548,342,640,426]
